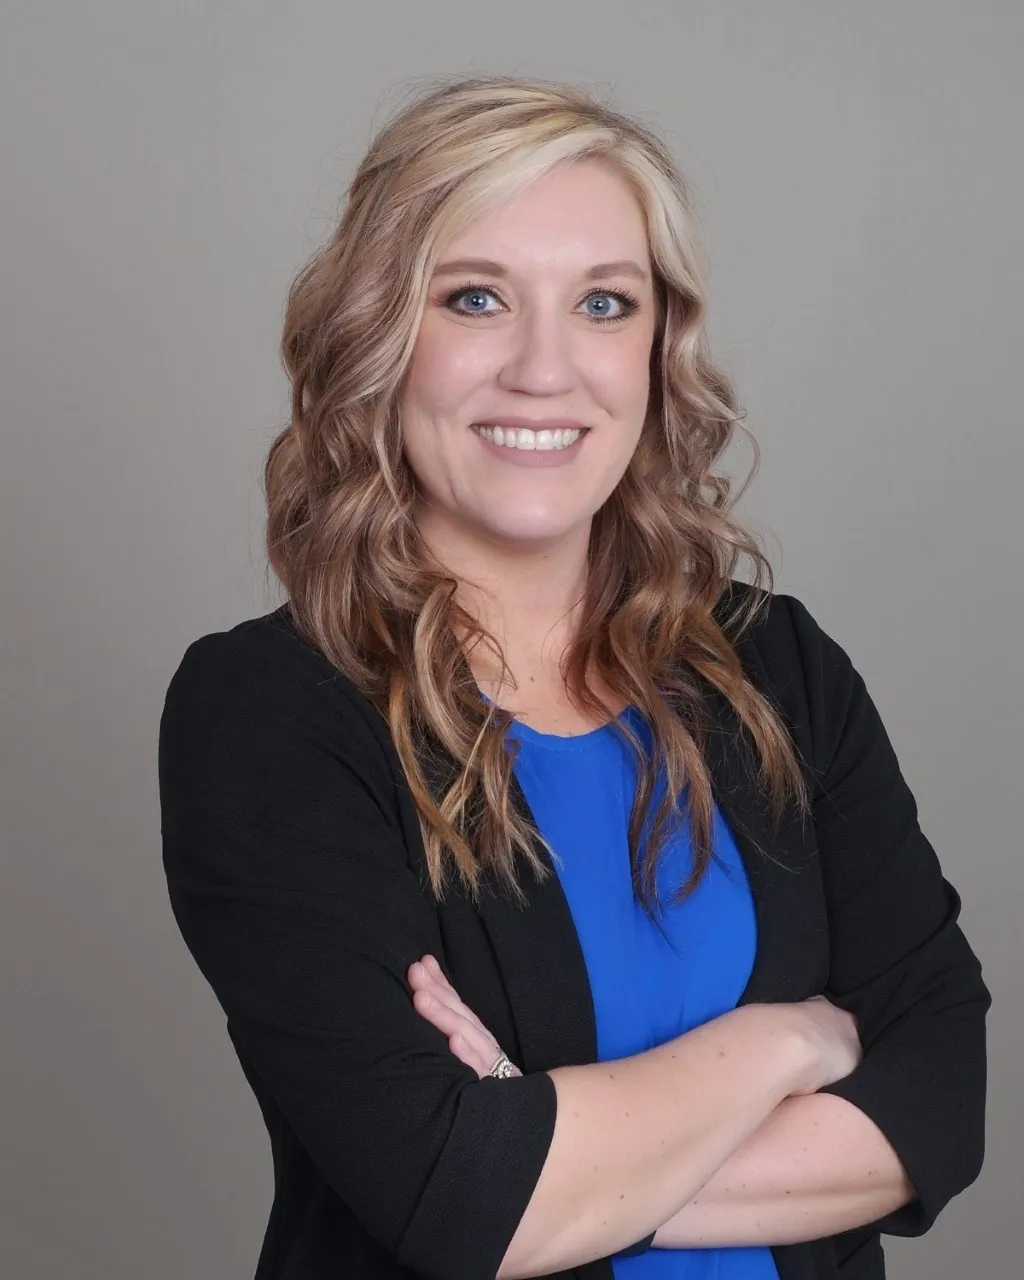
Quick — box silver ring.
[487,1050,518,1078]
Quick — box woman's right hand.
[775,994,863,1095]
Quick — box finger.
[412,962,492,1037]
[412,985,506,1075]
[409,958,458,1001]
[411,984,479,1045]
[410,968,469,1020]
[421,955,467,1003]
[453,1022,509,1078]
[416,957,465,1006]
[408,962,460,1007]
[410,958,522,1078]
[414,989,496,1075]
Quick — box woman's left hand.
[408,954,523,1079]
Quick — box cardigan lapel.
[417,733,598,1074]
[469,764,600,1073]
[695,673,828,1007]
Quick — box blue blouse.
[501,701,781,1280]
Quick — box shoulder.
[712,578,864,780]
[159,604,394,785]
[165,603,344,693]
[713,577,848,686]
[164,603,366,708]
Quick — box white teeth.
[473,424,583,451]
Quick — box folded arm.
[708,592,992,1248]
[652,1091,915,1248]
[638,590,991,1256]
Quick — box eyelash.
[443,281,640,324]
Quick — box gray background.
[2,2,1019,1276]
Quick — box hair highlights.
[265,75,810,921]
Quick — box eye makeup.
[442,281,641,325]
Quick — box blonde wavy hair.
[265,74,811,921]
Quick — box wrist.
[729,1004,817,1098]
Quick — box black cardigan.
[157,580,990,1280]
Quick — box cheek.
[594,355,651,422]
[406,321,494,408]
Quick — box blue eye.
[444,282,640,324]
[449,286,496,316]
[583,289,640,322]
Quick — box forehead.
[436,161,651,279]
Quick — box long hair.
[265,74,811,920]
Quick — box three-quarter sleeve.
[781,593,991,1236]
[158,629,558,1280]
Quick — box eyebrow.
[431,256,650,283]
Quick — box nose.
[495,304,579,397]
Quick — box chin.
[478,518,581,545]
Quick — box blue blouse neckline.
[478,689,642,752]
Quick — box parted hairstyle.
[264,74,812,923]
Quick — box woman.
[158,76,990,1280]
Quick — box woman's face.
[399,158,657,554]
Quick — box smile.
[470,423,589,469]
[471,423,586,452]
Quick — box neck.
[415,507,592,682]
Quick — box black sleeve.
[158,629,558,1280]
[781,593,992,1236]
